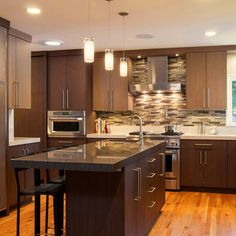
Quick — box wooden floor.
[0,191,236,236]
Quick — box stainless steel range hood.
[129,56,168,93]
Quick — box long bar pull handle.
[199,151,202,165]
[62,90,65,109]
[147,173,156,178]
[207,88,210,109]
[159,153,165,177]
[58,141,73,144]
[147,187,156,193]
[204,151,207,165]
[133,168,141,201]
[17,82,20,107]
[147,158,156,163]
[13,81,17,107]
[111,90,114,110]
[203,88,206,109]
[107,91,110,110]
[66,89,69,109]
[194,144,213,147]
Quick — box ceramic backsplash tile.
[97,56,226,126]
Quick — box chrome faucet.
[131,115,144,143]
[197,121,205,134]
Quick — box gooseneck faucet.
[131,115,144,143]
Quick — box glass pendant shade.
[105,49,114,71]
[83,37,95,63]
[120,57,128,77]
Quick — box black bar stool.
[45,169,65,235]
[15,168,64,236]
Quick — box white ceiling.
[0,0,236,51]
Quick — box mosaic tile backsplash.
[97,56,226,126]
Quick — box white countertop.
[9,137,41,147]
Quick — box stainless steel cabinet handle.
[194,144,212,147]
[133,167,141,201]
[62,90,65,109]
[107,91,110,110]
[147,172,156,178]
[160,153,165,176]
[204,151,207,165]
[58,141,73,144]
[13,81,17,107]
[207,88,210,109]
[203,88,206,109]
[66,89,69,109]
[17,81,20,107]
[111,90,114,110]
[147,201,156,208]
[22,149,26,156]
[199,151,202,165]
[147,187,156,193]
[147,158,156,163]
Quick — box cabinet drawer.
[48,138,86,148]
[181,140,227,150]
[25,143,40,155]
[8,145,26,158]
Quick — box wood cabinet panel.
[228,141,236,188]
[48,137,86,148]
[48,56,66,110]
[15,55,47,152]
[66,55,86,110]
[0,82,7,211]
[0,27,7,82]
[186,53,206,110]
[206,51,227,110]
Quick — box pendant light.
[119,12,128,77]
[83,0,95,63]
[105,0,114,71]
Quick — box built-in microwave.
[47,111,86,137]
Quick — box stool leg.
[45,195,49,234]
[59,193,64,235]
[53,194,61,236]
[34,194,40,236]
[16,194,20,236]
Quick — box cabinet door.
[206,51,227,110]
[15,38,31,109]
[228,141,236,188]
[0,26,7,82]
[48,56,66,110]
[203,141,227,188]
[66,55,86,110]
[186,53,206,109]
[181,145,203,187]
[8,35,16,108]
[111,58,130,111]
[93,57,110,111]
[0,82,7,211]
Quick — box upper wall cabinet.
[8,29,32,109]
[186,51,227,110]
[47,54,93,111]
[0,26,7,82]
[93,56,133,111]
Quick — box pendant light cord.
[88,0,91,36]
[108,1,111,48]
[122,15,125,58]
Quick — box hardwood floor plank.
[0,192,236,236]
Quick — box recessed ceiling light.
[205,31,216,37]
[137,55,142,59]
[26,7,41,15]
[136,34,154,39]
[175,53,179,57]
[44,40,64,46]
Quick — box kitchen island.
[11,139,166,236]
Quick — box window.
[226,76,236,126]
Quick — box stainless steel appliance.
[128,131,181,190]
[48,111,86,137]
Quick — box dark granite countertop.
[11,140,165,172]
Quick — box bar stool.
[45,169,65,235]
[15,168,64,236]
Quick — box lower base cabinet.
[7,143,40,208]
[228,141,236,188]
[125,148,165,236]
[181,140,227,188]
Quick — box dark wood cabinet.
[93,56,133,111]
[228,141,236,188]
[48,137,86,148]
[0,82,7,212]
[48,54,93,111]
[7,143,40,208]
[15,53,47,152]
[181,140,227,188]
[125,148,165,236]
[186,51,226,110]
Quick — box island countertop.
[11,140,165,172]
